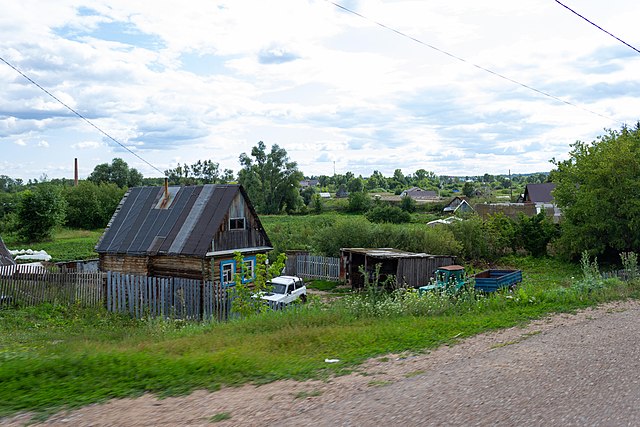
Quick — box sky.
[2,0,639,182]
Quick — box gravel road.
[4,300,640,426]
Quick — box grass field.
[1,256,638,420]
[4,228,103,262]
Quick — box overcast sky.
[2,0,639,181]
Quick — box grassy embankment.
[1,254,638,420]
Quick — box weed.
[403,370,425,378]
[209,412,232,422]
[294,389,322,399]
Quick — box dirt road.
[5,300,640,426]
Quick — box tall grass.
[1,256,639,419]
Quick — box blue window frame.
[242,256,256,283]
[220,260,236,287]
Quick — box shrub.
[366,205,411,224]
[17,184,67,242]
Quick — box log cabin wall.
[149,255,209,280]
[99,253,149,276]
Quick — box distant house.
[95,184,272,285]
[400,187,438,201]
[443,196,474,214]
[335,187,349,198]
[0,236,15,267]
[300,179,320,188]
[522,183,560,222]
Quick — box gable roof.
[95,184,270,257]
[0,236,15,266]
[524,183,556,204]
[402,187,438,200]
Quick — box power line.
[554,0,640,55]
[326,1,622,125]
[0,55,166,176]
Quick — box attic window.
[230,217,245,230]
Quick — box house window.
[220,260,236,287]
[229,217,245,230]
[242,256,256,283]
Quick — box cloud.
[258,46,301,64]
[71,141,103,149]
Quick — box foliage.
[164,160,233,185]
[552,124,640,260]
[87,158,143,188]
[238,141,304,214]
[347,191,371,213]
[16,184,67,242]
[365,205,411,224]
[400,195,416,213]
[312,217,373,256]
[620,252,638,281]
[64,181,125,229]
[516,212,558,257]
[231,252,287,318]
[462,182,474,198]
[1,257,639,418]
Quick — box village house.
[400,187,438,201]
[95,184,272,285]
[443,196,474,214]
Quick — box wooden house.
[95,184,272,285]
[339,248,456,288]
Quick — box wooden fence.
[106,272,231,320]
[0,265,104,308]
[291,255,340,281]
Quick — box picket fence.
[294,255,340,281]
[0,264,104,308]
[106,272,231,321]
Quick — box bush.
[366,205,411,224]
[347,191,371,213]
[17,184,67,242]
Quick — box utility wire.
[0,55,166,176]
[327,1,622,125]
[554,0,640,55]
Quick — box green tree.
[347,191,371,213]
[400,195,416,213]
[552,124,640,259]
[238,141,304,214]
[64,181,125,229]
[462,181,474,198]
[88,158,143,188]
[164,160,233,185]
[17,184,67,242]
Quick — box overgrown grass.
[4,228,103,262]
[1,257,638,420]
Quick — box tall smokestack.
[74,158,78,186]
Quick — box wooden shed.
[95,184,272,285]
[339,248,456,289]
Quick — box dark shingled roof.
[524,183,556,204]
[0,236,15,266]
[95,184,267,257]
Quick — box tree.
[462,181,475,198]
[164,160,233,185]
[64,181,125,229]
[88,158,143,188]
[400,195,416,213]
[552,124,640,259]
[366,205,411,224]
[347,191,371,213]
[238,141,304,214]
[17,184,67,241]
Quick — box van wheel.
[300,294,307,303]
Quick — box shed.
[0,236,15,267]
[95,184,272,285]
[443,196,474,214]
[339,248,456,288]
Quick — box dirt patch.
[3,300,639,426]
